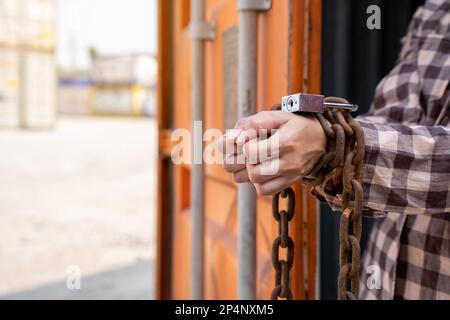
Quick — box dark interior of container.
[320,0,425,299]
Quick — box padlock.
[281,93,358,113]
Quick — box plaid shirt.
[323,0,450,299]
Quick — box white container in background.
[16,0,56,51]
[20,51,56,128]
[0,0,56,51]
[0,0,56,129]
[0,0,19,46]
[92,87,135,115]
[91,85,150,116]
[91,54,157,86]
[0,48,20,128]
[58,79,92,115]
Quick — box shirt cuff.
[317,119,387,218]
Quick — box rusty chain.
[300,97,365,300]
[269,97,363,300]
[271,187,295,300]
[338,111,364,300]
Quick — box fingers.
[243,132,281,165]
[232,168,250,183]
[218,110,291,156]
[223,154,246,173]
[247,159,282,184]
[235,128,258,146]
[220,111,295,187]
[216,129,243,155]
[223,128,282,186]
[234,110,292,131]
[254,176,297,197]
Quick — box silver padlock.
[282,93,358,113]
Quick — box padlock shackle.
[324,102,359,112]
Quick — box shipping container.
[0,0,56,129]
[91,54,157,86]
[156,0,321,300]
[19,50,57,128]
[0,0,56,52]
[0,0,18,47]
[17,0,56,52]
[0,48,19,127]
[142,87,156,117]
[90,84,151,117]
[89,53,157,117]
[58,77,92,115]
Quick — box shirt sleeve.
[355,117,450,216]
[321,3,450,216]
[322,113,450,217]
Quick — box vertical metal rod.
[315,201,321,300]
[191,0,205,300]
[237,10,258,300]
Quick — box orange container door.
[157,0,322,300]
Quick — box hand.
[218,110,327,196]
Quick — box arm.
[323,118,450,216]
[218,94,450,216]
[219,3,450,216]
[332,2,450,216]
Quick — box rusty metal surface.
[300,97,365,299]
[156,0,175,300]
[338,111,364,300]
[271,188,295,300]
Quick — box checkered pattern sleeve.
[322,0,450,217]
[357,119,450,215]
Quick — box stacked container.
[90,54,157,117]
[0,0,19,127]
[0,48,20,127]
[0,0,18,47]
[20,50,56,128]
[0,0,56,129]
[58,75,92,115]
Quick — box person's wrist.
[292,114,328,177]
[311,115,328,156]
[296,114,329,181]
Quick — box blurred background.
[0,0,157,299]
[0,0,425,301]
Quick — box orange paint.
[157,0,322,300]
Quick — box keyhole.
[287,97,295,111]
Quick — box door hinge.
[189,21,216,41]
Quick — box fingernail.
[236,131,247,145]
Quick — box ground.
[0,116,157,299]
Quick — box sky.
[57,0,157,71]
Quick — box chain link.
[270,97,364,300]
[301,97,365,300]
[338,112,364,300]
[271,188,295,300]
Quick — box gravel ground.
[0,116,157,299]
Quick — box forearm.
[327,115,450,216]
